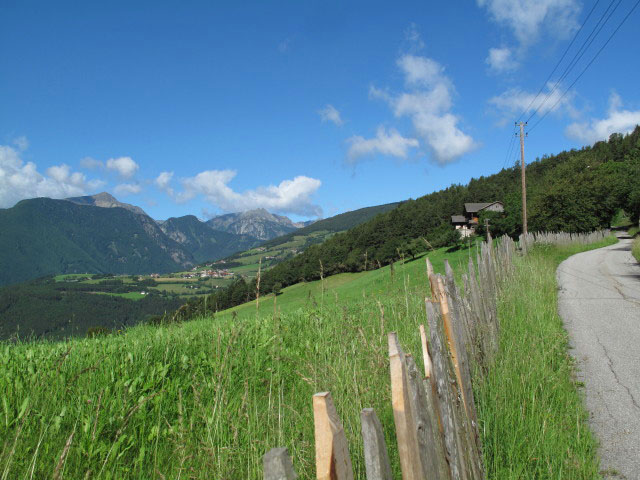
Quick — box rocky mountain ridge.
[66,192,148,216]
[206,208,310,240]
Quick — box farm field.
[92,291,146,300]
[221,230,333,280]
[52,273,235,300]
[0,235,615,479]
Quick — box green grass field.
[53,273,93,282]
[0,238,615,479]
[91,291,146,301]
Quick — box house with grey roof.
[451,201,504,237]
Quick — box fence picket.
[405,354,450,479]
[313,392,354,480]
[263,448,298,480]
[388,332,424,480]
[360,409,393,480]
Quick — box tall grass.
[632,237,640,262]
[0,238,615,478]
[476,237,616,479]
[0,248,457,479]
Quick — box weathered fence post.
[405,354,451,479]
[263,448,298,480]
[419,324,432,380]
[388,332,424,480]
[360,408,393,480]
[313,392,354,480]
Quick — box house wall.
[484,203,504,212]
[455,225,473,237]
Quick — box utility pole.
[516,121,528,238]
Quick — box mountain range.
[66,192,149,216]
[0,193,313,286]
[205,208,306,240]
[0,191,402,286]
[158,215,261,263]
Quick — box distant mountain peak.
[65,192,148,217]
[206,208,301,240]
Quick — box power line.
[528,0,640,133]
[525,0,621,123]
[501,125,518,170]
[516,0,602,122]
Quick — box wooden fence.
[519,229,611,250]
[262,229,612,479]
[262,233,517,480]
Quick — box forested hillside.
[159,215,261,263]
[0,198,195,286]
[174,128,640,318]
[248,201,401,252]
[0,275,184,340]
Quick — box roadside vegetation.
[626,225,640,262]
[0,235,616,479]
[632,234,640,262]
[478,235,616,478]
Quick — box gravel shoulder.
[558,233,640,479]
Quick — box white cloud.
[80,157,104,170]
[488,83,576,123]
[0,144,103,208]
[486,47,519,73]
[368,54,477,165]
[479,0,580,72]
[566,92,640,144]
[318,104,344,126]
[346,126,418,163]
[114,183,142,196]
[155,171,174,190]
[106,156,139,179]
[170,170,322,217]
[154,171,175,197]
[478,0,580,46]
[397,54,447,88]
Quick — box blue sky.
[1,0,639,221]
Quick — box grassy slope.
[0,239,614,479]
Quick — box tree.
[272,282,283,296]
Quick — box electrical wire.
[528,0,640,133]
[515,0,602,122]
[525,0,622,123]
[501,126,518,170]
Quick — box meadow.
[222,230,333,280]
[0,236,615,479]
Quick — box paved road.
[558,233,640,479]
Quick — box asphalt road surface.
[558,233,640,479]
